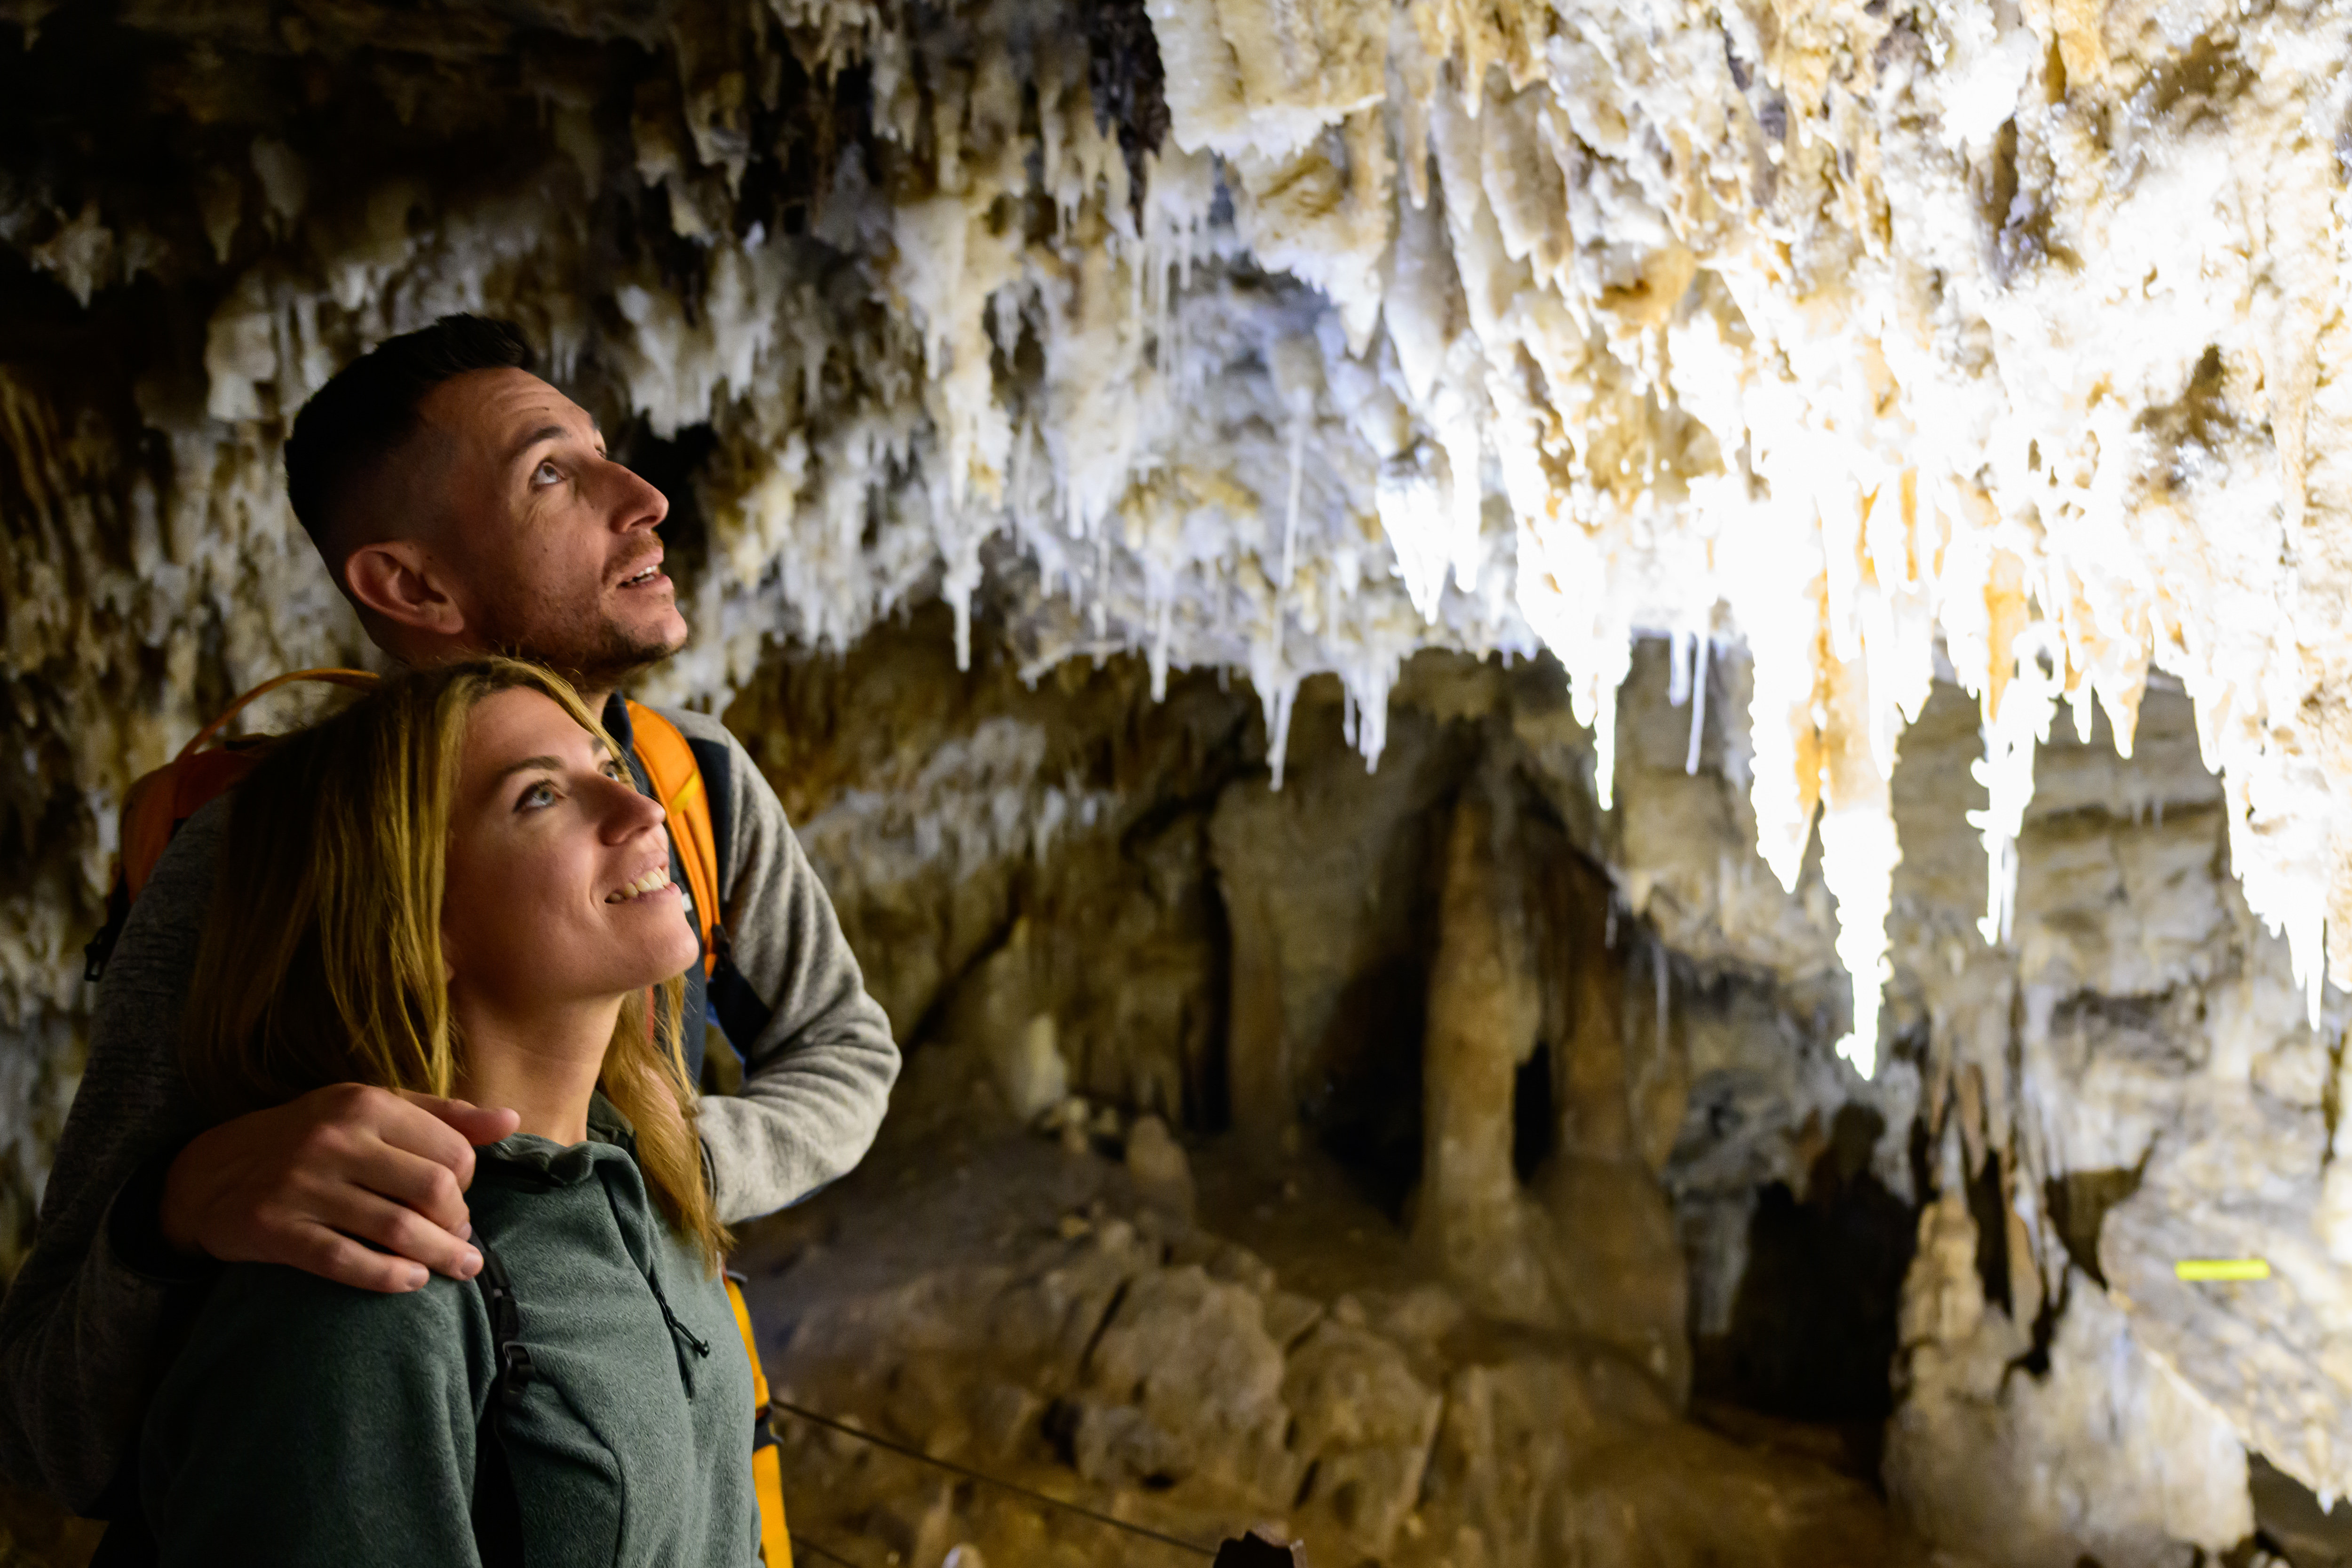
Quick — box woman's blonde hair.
[181,657,728,1268]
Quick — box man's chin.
[626,612,691,664]
[532,617,690,695]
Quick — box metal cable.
[771,1396,1217,1558]
[790,1533,865,1568]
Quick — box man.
[0,315,900,1512]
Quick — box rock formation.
[6,0,2352,1561]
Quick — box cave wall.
[718,608,2325,1560]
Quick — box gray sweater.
[141,1099,758,1566]
[0,703,898,1512]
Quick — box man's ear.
[345,539,467,638]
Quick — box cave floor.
[735,1094,1933,1568]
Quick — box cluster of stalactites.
[769,0,2349,1072]
[1047,0,2351,1070]
[20,0,2352,1063]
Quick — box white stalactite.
[13,0,2352,1097]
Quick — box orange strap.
[727,1274,794,1567]
[637,717,771,1552]
[624,701,722,978]
[121,669,380,900]
[173,668,380,763]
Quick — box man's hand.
[158,1084,521,1293]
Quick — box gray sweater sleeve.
[0,798,225,1510]
[140,1265,487,1567]
[661,709,900,1226]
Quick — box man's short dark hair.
[284,314,536,559]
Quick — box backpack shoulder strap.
[87,668,379,981]
[130,668,378,897]
[471,1240,529,1566]
[624,700,722,979]
[726,1271,793,1566]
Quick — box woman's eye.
[517,780,558,811]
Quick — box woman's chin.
[613,953,699,994]
[642,940,707,990]
[601,893,702,974]
[584,926,702,995]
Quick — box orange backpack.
[88,669,792,1567]
[85,669,381,979]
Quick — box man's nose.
[601,458,669,532]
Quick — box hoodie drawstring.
[592,1158,711,1394]
[648,1263,713,1392]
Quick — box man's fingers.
[168,1085,506,1286]
[284,1226,433,1296]
[394,1089,523,1147]
[318,1191,483,1282]
[367,1091,497,1189]
[344,1142,473,1236]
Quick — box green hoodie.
[138,1098,758,1567]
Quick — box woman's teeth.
[608,866,671,903]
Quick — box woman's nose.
[596,772,668,840]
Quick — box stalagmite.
[1412,786,1551,1318]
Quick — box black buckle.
[496,1339,534,1405]
[83,902,127,982]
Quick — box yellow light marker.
[2175,1259,2271,1281]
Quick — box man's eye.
[532,460,561,486]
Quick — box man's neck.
[576,685,614,718]
[451,995,624,1146]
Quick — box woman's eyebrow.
[492,740,614,783]
[493,754,566,782]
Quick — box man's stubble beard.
[474,600,685,698]
[570,618,684,696]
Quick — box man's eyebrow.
[506,419,605,465]
[507,425,568,465]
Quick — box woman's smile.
[605,863,677,905]
[442,686,704,1013]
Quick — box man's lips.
[615,558,668,590]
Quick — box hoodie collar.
[480,1090,638,1186]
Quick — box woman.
[137,658,757,1566]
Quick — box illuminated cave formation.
[5,0,2352,1562]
